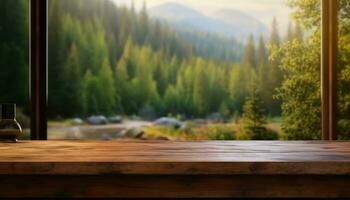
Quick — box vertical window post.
[30,0,47,140]
[321,0,338,140]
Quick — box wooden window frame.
[30,0,47,140]
[30,0,338,140]
[321,0,338,140]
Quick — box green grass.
[143,122,282,141]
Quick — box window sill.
[0,140,349,198]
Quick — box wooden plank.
[0,141,349,198]
[321,0,338,140]
[0,141,349,175]
[0,175,349,198]
[1,161,350,175]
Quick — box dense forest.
[0,0,29,107]
[47,0,288,119]
[0,0,349,140]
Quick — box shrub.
[143,126,196,141]
[338,119,350,140]
[245,127,279,140]
[204,125,236,140]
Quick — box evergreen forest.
[0,0,350,140]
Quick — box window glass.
[48,0,320,140]
[0,0,30,140]
[337,0,350,140]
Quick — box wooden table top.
[0,140,349,175]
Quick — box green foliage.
[277,38,321,140]
[193,58,210,115]
[244,127,279,140]
[82,70,99,115]
[266,17,283,116]
[241,85,278,140]
[287,0,320,29]
[7,0,350,141]
[177,30,243,62]
[228,65,251,114]
[242,88,267,129]
[273,0,350,140]
[164,85,179,115]
[60,44,83,117]
[3,0,350,142]
[0,0,29,107]
[46,0,295,121]
[143,123,236,141]
[337,0,350,140]
[275,0,328,140]
[243,35,256,69]
[97,58,119,115]
[45,0,287,119]
[204,125,236,140]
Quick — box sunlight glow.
[113,0,292,34]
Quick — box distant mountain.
[212,9,269,39]
[149,2,268,41]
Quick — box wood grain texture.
[0,141,349,175]
[321,0,338,140]
[0,175,349,198]
[0,141,350,198]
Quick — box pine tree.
[48,0,65,117]
[256,35,270,113]
[45,0,254,119]
[242,86,266,131]
[61,44,83,117]
[97,58,119,115]
[228,64,252,114]
[242,84,278,140]
[133,46,160,112]
[267,17,283,116]
[164,85,179,115]
[207,61,226,112]
[193,58,210,116]
[122,36,136,78]
[138,1,149,44]
[270,17,280,46]
[243,34,256,69]
[257,35,268,87]
[174,67,195,115]
[115,58,128,113]
[153,53,168,97]
[82,70,100,115]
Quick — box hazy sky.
[113,0,293,35]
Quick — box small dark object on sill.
[0,103,22,142]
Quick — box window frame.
[29,0,339,140]
[30,0,47,140]
[321,0,338,140]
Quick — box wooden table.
[0,141,349,198]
